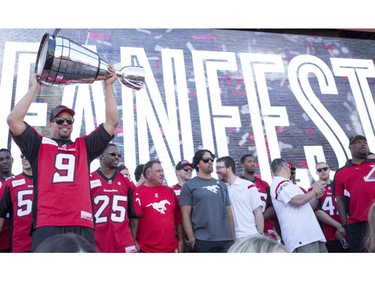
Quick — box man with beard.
[180,149,235,252]
[90,143,140,253]
[333,134,375,252]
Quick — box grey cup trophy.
[35,33,145,90]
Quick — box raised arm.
[7,74,41,136]
[103,65,119,136]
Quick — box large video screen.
[1,29,374,187]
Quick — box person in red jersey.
[133,160,184,253]
[308,162,348,252]
[0,148,14,252]
[0,154,33,252]
[239,154,280,241]
[6,66,118,251]
[171,160,193,199]
[90,143,140,253]
[333,134,375,252]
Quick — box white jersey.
[227,177,262,239]
[270,176,326,252]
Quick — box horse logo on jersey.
[203,185,220,194]
[146,199,171,214]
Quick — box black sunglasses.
[107,152,121,158]
[183,168,192,172]
[202,158,214,163]
[53,117,75,125]
[317,167,329,173]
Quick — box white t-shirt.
[227,177,262,239]
[270,176,326,252]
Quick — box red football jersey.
[134,184,181,253]
[0,173,33,252]
[36,137,94,228]
[90,170,139,253]
[334,159,375,224]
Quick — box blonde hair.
[365,202,375,252]
[228,235,287,253]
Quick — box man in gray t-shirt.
[179,149,235,252]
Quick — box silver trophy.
[35,33,145,90]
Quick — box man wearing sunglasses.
[308,162,348,252]
[179,149,235,252]
[333,134,375,252]
[171,160,193,199]
[6,65,118,251]
[90,143,140,253]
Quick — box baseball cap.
[176,160,193,170]
[49,105,75,122]
[349,134,367,145]
[288,162,296,170]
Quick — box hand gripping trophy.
[35,33,145,90]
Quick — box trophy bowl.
[35,33,145,90]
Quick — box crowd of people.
[1,66,375,253]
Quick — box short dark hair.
[134,164,144,182]
[34,233,98,253]
[192,149,215,171]
[142,160,161,179]
[240,153,254,164]
[216,156,236,174]
[0,148,11,155]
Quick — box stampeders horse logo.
[203,185,219,194]
[146,199,171,214]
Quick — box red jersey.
[0,178,10,251]
[134,184,181,253]
[333,159,375,224]
[0,173,33,252]
[309,182,340,241]
[90,169,140,253]
[12,123,113,231]
[171,184,181,200]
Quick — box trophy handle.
[116,66,145,91]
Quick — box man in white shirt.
[270,158,327,253]
[216,156,264,240]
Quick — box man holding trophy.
[6,33,144,251]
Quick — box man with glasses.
[179,149,235,252]
[308,162,347,252]
[333,134,375,252]
[6,65,118,251]
[270,158,327,253]
[216,156,264,240]
[90,143,140,252]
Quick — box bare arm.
[181,205,195,243]
[226,205,235,240]
[336,196,347,226]
[315,209,346,236]
[102,65,119,136]
[130,218,140,251]
[290,182,325,207]
[7,74,41,136]
[253,206,264,234]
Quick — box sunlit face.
[49,112,74,140]
[146,162,164,186]
[316,163,330,181]
[216,161,228,182]
[198,152,214,174]
[102,146,121,170]
[242,156,256,174]
[176,166,193,181]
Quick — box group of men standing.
[0,61,374,253]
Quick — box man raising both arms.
[6,66,118,251]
